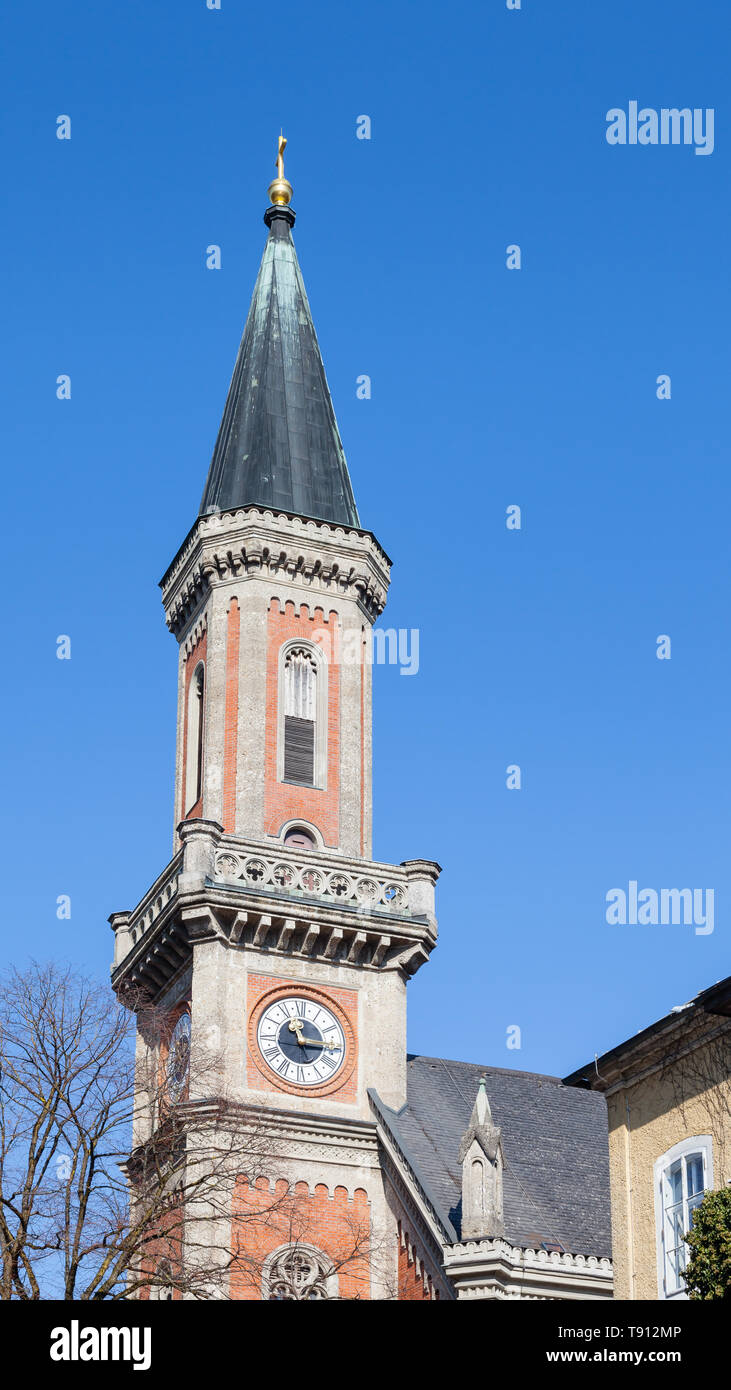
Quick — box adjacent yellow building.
[565,977,731,1300]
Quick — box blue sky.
[2,0,729,1077]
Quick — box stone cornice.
[180,1098,378,1153]
[444,1238,613,1301]
[111,890,436,998]
[160,506,392,637]
[233,1102,378,1148]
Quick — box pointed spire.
[199,138,360,528]
[458,1077,504,1240]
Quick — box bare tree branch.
[0,962,386,1300]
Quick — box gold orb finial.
[268,131,293,206]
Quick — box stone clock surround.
[246,975,358,1101]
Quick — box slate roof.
[200,204,360,528]
[372,1054,612,1258]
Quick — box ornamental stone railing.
[213,845,409,913]
[110,820,440,983]
[110,851,183,961]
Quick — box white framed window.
[277,642,328,789]
[184,661,205,812]
[262,1243,337,1301]
[654,1136,713,1299]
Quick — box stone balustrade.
[213,842,410,913]
[110,820,440,985]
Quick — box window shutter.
[284,716,315,785]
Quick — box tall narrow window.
[472,1159,485,1209]
[654,1137,712,1298]
[283,648,317,785]
[185,663,205,812]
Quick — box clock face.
[166,1012,191,1102]
[256,995,347,1088]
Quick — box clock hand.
[287,1020,339,1050]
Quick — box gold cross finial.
[268,132,293,207]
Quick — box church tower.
[109,142,441,1301]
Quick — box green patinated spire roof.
[199,161,360,527]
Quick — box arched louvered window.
[283,647,318,786]
[185,662,205,812]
